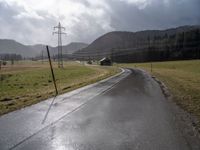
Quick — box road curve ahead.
[0,69,198,150]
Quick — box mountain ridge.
[0,39,88,57]
[75,25,200,57]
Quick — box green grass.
[119,60,200,127]
[0,61,119,115]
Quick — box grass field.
[0,61,119,115]
[119,60,200,128]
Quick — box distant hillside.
[50,42,88,55]
[0,40,88,58]
[74,25,200,61]
[63,42,88,54]
[0,39,41,58]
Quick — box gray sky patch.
[0,0,199,46]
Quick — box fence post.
[46,45,58,96]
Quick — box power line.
[53,22,66,68]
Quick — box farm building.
[99,57,112,66]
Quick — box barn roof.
[100,57,111,62]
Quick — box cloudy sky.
[0,0,199,46]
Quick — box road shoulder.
[151,73,200,150]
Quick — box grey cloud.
[0,0,111,45]
[0,0,199,46]
[0,1,57,45]
[69,14,110,43]
[107,0,200,31]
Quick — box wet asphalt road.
[0,69,194,149]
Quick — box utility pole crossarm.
[53,32,67,35]
[53,22,66,30]
[54,26,65,30]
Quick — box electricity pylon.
[53,22,66,68]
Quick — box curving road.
[0,69,199,150]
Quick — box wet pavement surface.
[0,69,197,150]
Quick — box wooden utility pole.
[46,45,58,95]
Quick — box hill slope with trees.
[74,25,200,62]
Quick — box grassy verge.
[0,61,119,115]
[119,60,200,128]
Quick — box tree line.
[0,53,22,61]
[112,29,200,63]
[0,53,23,66]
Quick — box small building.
[99,57,112,66]
[87,60,92,64]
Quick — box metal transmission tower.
[53,22,66,68]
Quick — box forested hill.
[74,25,200,62]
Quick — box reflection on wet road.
[0,69,194,149]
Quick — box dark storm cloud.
[106,0,200,31]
